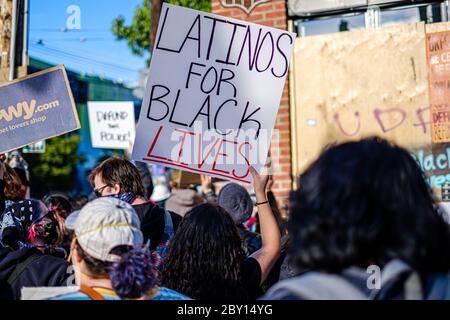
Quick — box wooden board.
[291,22,450,198]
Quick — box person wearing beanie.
[48,197,189,300]
[217,183,262,256]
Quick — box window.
[294,1,448,37]
[296,13,366,37]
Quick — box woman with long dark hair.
[162,167,281,300]
[263,137,450,300]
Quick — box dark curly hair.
[289,137,450,274]
[161,203,247,300]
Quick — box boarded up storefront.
[291,21,450,198]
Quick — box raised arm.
[249,166,281,284]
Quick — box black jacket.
[132,202,182,250]
[0,246,72,300]
[0,179,5,215]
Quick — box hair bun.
[109,246,159,299]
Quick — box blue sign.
[0,66,80,154]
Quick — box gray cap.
[73,197,143,262]
[217,183,254,225]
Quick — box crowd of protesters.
[0,137,450,300]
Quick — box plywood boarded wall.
[291,22,450,197]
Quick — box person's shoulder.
[133,201,163,214]
[149,287,191,300]
[259,276,307,300]
[33,252,69,269]
[241,256,260,268]
[49,291,121,300]
[168,210,182,224]
[48,291,91,300]
[240,257,262,280]
[132,201,160,218]
[26,252,71,285]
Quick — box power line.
[30,51,136,78]
[29,43,141,73]
[31,37,115,43]
[30,28,111,32]
[32,40,139,62]
[30,52,138,86]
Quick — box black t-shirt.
[132,202,182,250]
[240,257,262,300]
[238,226,262,256]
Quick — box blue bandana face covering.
[106,193,136,205]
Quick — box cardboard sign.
[22,140,46,154]
[0,66,80,154]
[426,31,450,143]
[88,101,136,149]
[132,3,295,183]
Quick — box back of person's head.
[0,199,64,252]
[289,137,450,275]
[2,163,23,201]
[88,156,146,198]
[170,170,182,189]
[43,193,73,219]
[217,183,254,225]
[162,203,246,300]
[70,194,89,211]
[71,197,158,299]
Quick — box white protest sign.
[88,101,136,149]
[132,3,295,183]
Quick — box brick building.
[212,0,293,215]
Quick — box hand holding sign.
[132,3,295,184]
[200,174,213,194]
[250,166,270,201]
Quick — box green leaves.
[111,0,211,62]
[23,134,85,191]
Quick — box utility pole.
[0,0,27,83]
[150,0,163,53]
[0,0,13,79]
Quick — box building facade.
[212,0,292,214]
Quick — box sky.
[29,0,149,87]
[28,1,434,86]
